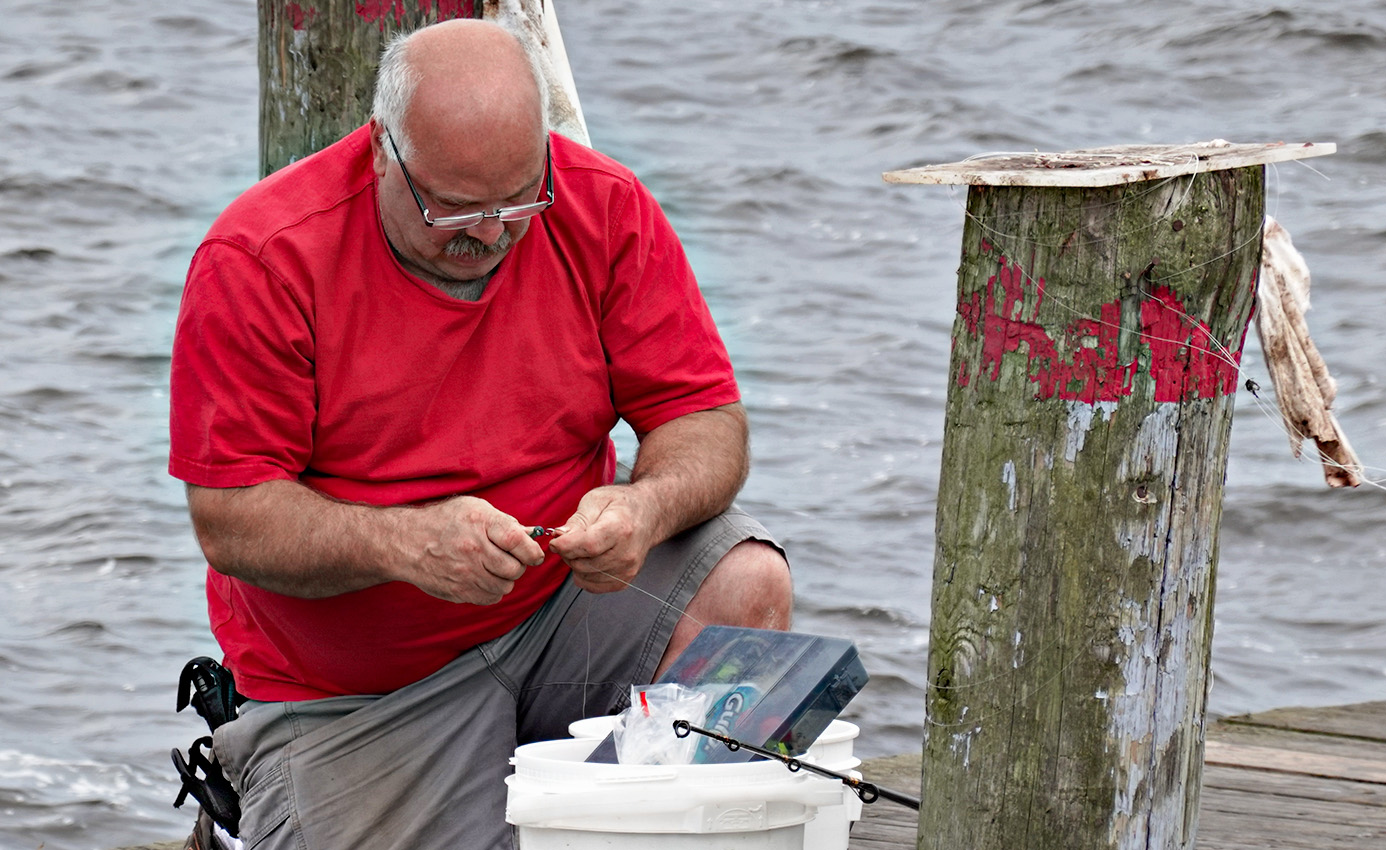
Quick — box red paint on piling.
[1139,285,1243,402]
[435,0,477,17]
[356,0,475,29]
[287,3,317,29]
[355,0,403,27]
[954,253,1243,403]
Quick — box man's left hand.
[548,484,657,593]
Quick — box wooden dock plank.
[848,701,1386,849]
[846,818,918,849]
[1205,739,1386,785]
[1197,807,1386,849]
[1202,763,1386,808]
[1221,702,1386,742]
[1205,719,1386,763]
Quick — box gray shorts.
[212,507,778,850]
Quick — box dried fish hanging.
[1253,217,1363,487]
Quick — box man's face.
[371,121,546,286]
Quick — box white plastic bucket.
[798,721,862,850]
[565,714,619,740]
[506,736,842,850]
[558,716,862,850]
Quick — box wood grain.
[850,702,1386,850]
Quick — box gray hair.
[373,32,421,160]
[372,23,550,163]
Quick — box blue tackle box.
[585,626,868,764]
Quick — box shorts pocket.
[237,758,292,848]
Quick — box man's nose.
[464,215,506,244]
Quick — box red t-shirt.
[169,127,739,700]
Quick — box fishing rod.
[671,720,921,811]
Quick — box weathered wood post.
[258,0,587,177]
[882,142,1333,850]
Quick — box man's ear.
[368,117,390,179]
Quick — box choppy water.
[1,0,1382,846]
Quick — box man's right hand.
[186,481,546,603]
[399,495,547,604]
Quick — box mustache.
[443,228,514,260]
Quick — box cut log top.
[883,140,1334,187]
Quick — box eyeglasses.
[384,128,554,230]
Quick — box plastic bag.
[612,683,710,765]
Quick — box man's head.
[370,20,549,291]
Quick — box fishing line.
[923,632,1077,694]
[575,566,711,706]
[935,154,1377,486]
[1007,215,1381,488]
[582,615,592,719]
[941,148,1285,266]
[920,640,1090,732]
[532,525,711,631]
[1290,156,1331,182]
[589,564,710,632]
[955,177,1212,259]
[543,533,711,715]
[911,153,1380,725]
[948,182,1192,253]
[943,151,1206,252]
[1033,283,1381,488]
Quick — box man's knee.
[690,539,792,630]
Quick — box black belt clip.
[177,656,245,733]
[171,735,241,837]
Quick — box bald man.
[169,18,790,850]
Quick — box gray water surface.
[1,1,1383,847]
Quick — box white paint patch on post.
[536,0,589,145]
[1107,597,1157,844]
[1002,459,1017,511]
[491,0,590,146]
[1117,405,1180,483]
[1064,402,1093,462]
[950,726,982,769]
[1104,435,1218,850]
[1105,408,1180,848]
[1063,400,1119,463]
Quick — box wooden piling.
[846,701,1386,850]
[883,141,1334,850]
[258,0,479,177]
[258,0,588,177]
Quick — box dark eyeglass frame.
[384,128,554,230]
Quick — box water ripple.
[1,1,1384,847]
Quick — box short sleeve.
[169,239,317,487]
[599,179,740,437]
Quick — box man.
[168,18,791,850]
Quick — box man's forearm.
[186,480,546,602]
[187,480,410,598]
[627,402,750,545]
